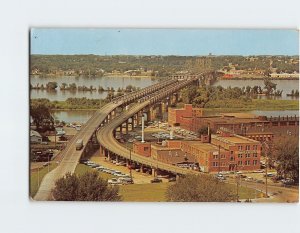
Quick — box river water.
[30,76,299,123]
[30,75,159,101]
[213,79,299,100]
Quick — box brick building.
[171,110,298,140]
[132,141,151,157]
[168,104,203,126]
[210,132,261,172]
[133,132,262,173]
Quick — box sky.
[30,28,299,56]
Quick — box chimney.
[141,115,145,143]
[208,123,211,143]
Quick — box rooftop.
[30,130,42,138]
[157,149,196,165]
[211,134,259,145]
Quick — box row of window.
[212,160,258,167]
[213,153,258,160]
[238,145,259,151]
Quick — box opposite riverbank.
[31,98,299,112]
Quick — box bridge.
[33,74,214,201]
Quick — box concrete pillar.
[152,168,157,177]
[107,150,111,161]
[131,117,134,130]
[126,120,129,134]
[136,113,140,126]
[140,164,144,173]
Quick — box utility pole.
[218,145,221,173]
[37,167,40,188]
[129,149,132,180]
[236,163,239,202]
[48,153,50,173]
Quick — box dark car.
[151,178,162,183]
[168,177,176,182]
[79,159,89,164]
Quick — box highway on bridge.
[97,100,199,175]
[33,78,184,201]
[97,79,200,175]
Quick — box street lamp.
[263,141,270,198]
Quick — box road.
[33,78,182,200]
[97,80,201,175]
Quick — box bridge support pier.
[125,120,129,134]
[136,113,140,126]
[152,168,157,177]
[107,150,111,161]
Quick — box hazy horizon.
[30,29,299,56]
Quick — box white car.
[108,178,120,185]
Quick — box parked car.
[168,177,176,182]
[119,177,134,184]
[281,178,294,185]
[151,178,162,183]
[116,161,126,166]
[108,178,120,185]
[79,159,89,164]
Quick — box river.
[30,75,159,101]
[213,79,299,100]
[31,76,298,122]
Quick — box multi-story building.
[210,132,261,172]
[168,104,203,127]
[133,132,262,173]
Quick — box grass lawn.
[227,183,263,200]
[30,163,58,198]
[120,183,171,202]
[119,182,262,202]
[74,164,115,180]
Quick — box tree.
[263,78,277,95]
[166,174,235,202]
[52,171,121,201]
[46,81,58,90]
[52,173,79,201]
[181,86,198,104]
[30,100,54,131]
[274,136,299,183]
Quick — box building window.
[245,153,251,158]
[230,157,234,161]
[245,160,250,166]
[253,160,258,165]
[246,145,250,151]
[221,154,226,159]
[238,161,243,165]
[253,153,258,158]
[253,145,258,150]
[213,154,218,159]
[238,146,243,151]
[238,153,243,158]
[221,162,226,167]
[212,162,218,167]
[230,151,234,155]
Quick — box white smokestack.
[141,115,145,143]
[170,127,174,140]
